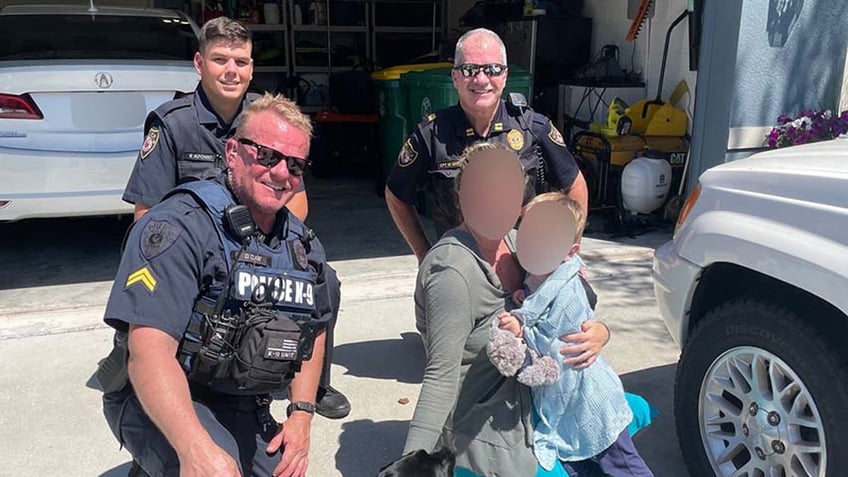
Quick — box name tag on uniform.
[234,271,315,309]
[183,152,216,162]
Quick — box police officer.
[122,16,350,419]
[384,28,589,264]
[101,94,328,477]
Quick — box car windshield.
[0,14,197,61]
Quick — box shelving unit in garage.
[288,0,370,112]
[193,0,444,112]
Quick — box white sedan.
[0,4,201,221]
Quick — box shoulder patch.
[548,121,566,146]
[507,129,524,151]
[125,266,157,294]
[140,219,182,260]
[398,138,419,167]
[140,127,160,160]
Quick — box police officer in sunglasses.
[384,28,589,265]
[117,17,351,422]
[100,94,331,477]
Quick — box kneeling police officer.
[97,94,329,477]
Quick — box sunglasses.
[237,137,310,176]
[453,63,508,78]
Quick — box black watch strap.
[286,401,315,417]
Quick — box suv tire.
[674,298,848,477]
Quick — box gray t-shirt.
[404,228,537,477]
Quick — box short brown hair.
[199,17,251,53]
[525,192,586,242]
[236,93,313,139]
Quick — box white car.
[0,4,201,221]
[653,137,848,477]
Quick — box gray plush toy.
[486,319,560,387]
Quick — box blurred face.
[195,39,253,105]
[458,149,524,240]
[451,37,508,114]
[516,202,577,275]
[225,110,309,219]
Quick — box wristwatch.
[286,401,316,417]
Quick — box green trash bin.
[401,65,533,133]
[371,63,452,181]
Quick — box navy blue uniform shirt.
[105,176,329,340]
[123,86,304,209]
[385,101,579,237]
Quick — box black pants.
[320,264,341,389]
[103,386,281,476]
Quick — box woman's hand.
[559,320,610,370]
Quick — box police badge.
[507,129,524,151]
[398,138,418,167]
[291,240,309,270]
[140,127,160,160]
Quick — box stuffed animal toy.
[486,320,560,387]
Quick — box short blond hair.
[454,141,516,192]
[525,192,586,242]
[236,93,313,139]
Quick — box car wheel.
[674,298,848,477]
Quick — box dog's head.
[377,447,456,477]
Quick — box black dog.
[377,447,456,477]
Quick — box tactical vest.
[170,180,321,395]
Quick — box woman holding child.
[402,142,654,476]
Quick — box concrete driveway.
[0,177,688,477]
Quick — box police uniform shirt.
[105,176,330,341]
[385,101,578,236]
[122,86,305,209]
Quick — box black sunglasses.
[237,137,310,176]
[453,63,508,78]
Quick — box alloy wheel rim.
[698,346,826,477]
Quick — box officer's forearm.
[289,328,326,411]
[127,325,215,458]
[564,172,589,239]
[385,187,431,263]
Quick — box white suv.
[0,5,200,221]
[653,137,848,477]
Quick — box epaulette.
[144,95,193,133]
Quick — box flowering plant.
[766,109,848,148]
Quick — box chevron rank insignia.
[125,266,157,293]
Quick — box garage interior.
[2,0,700,244]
